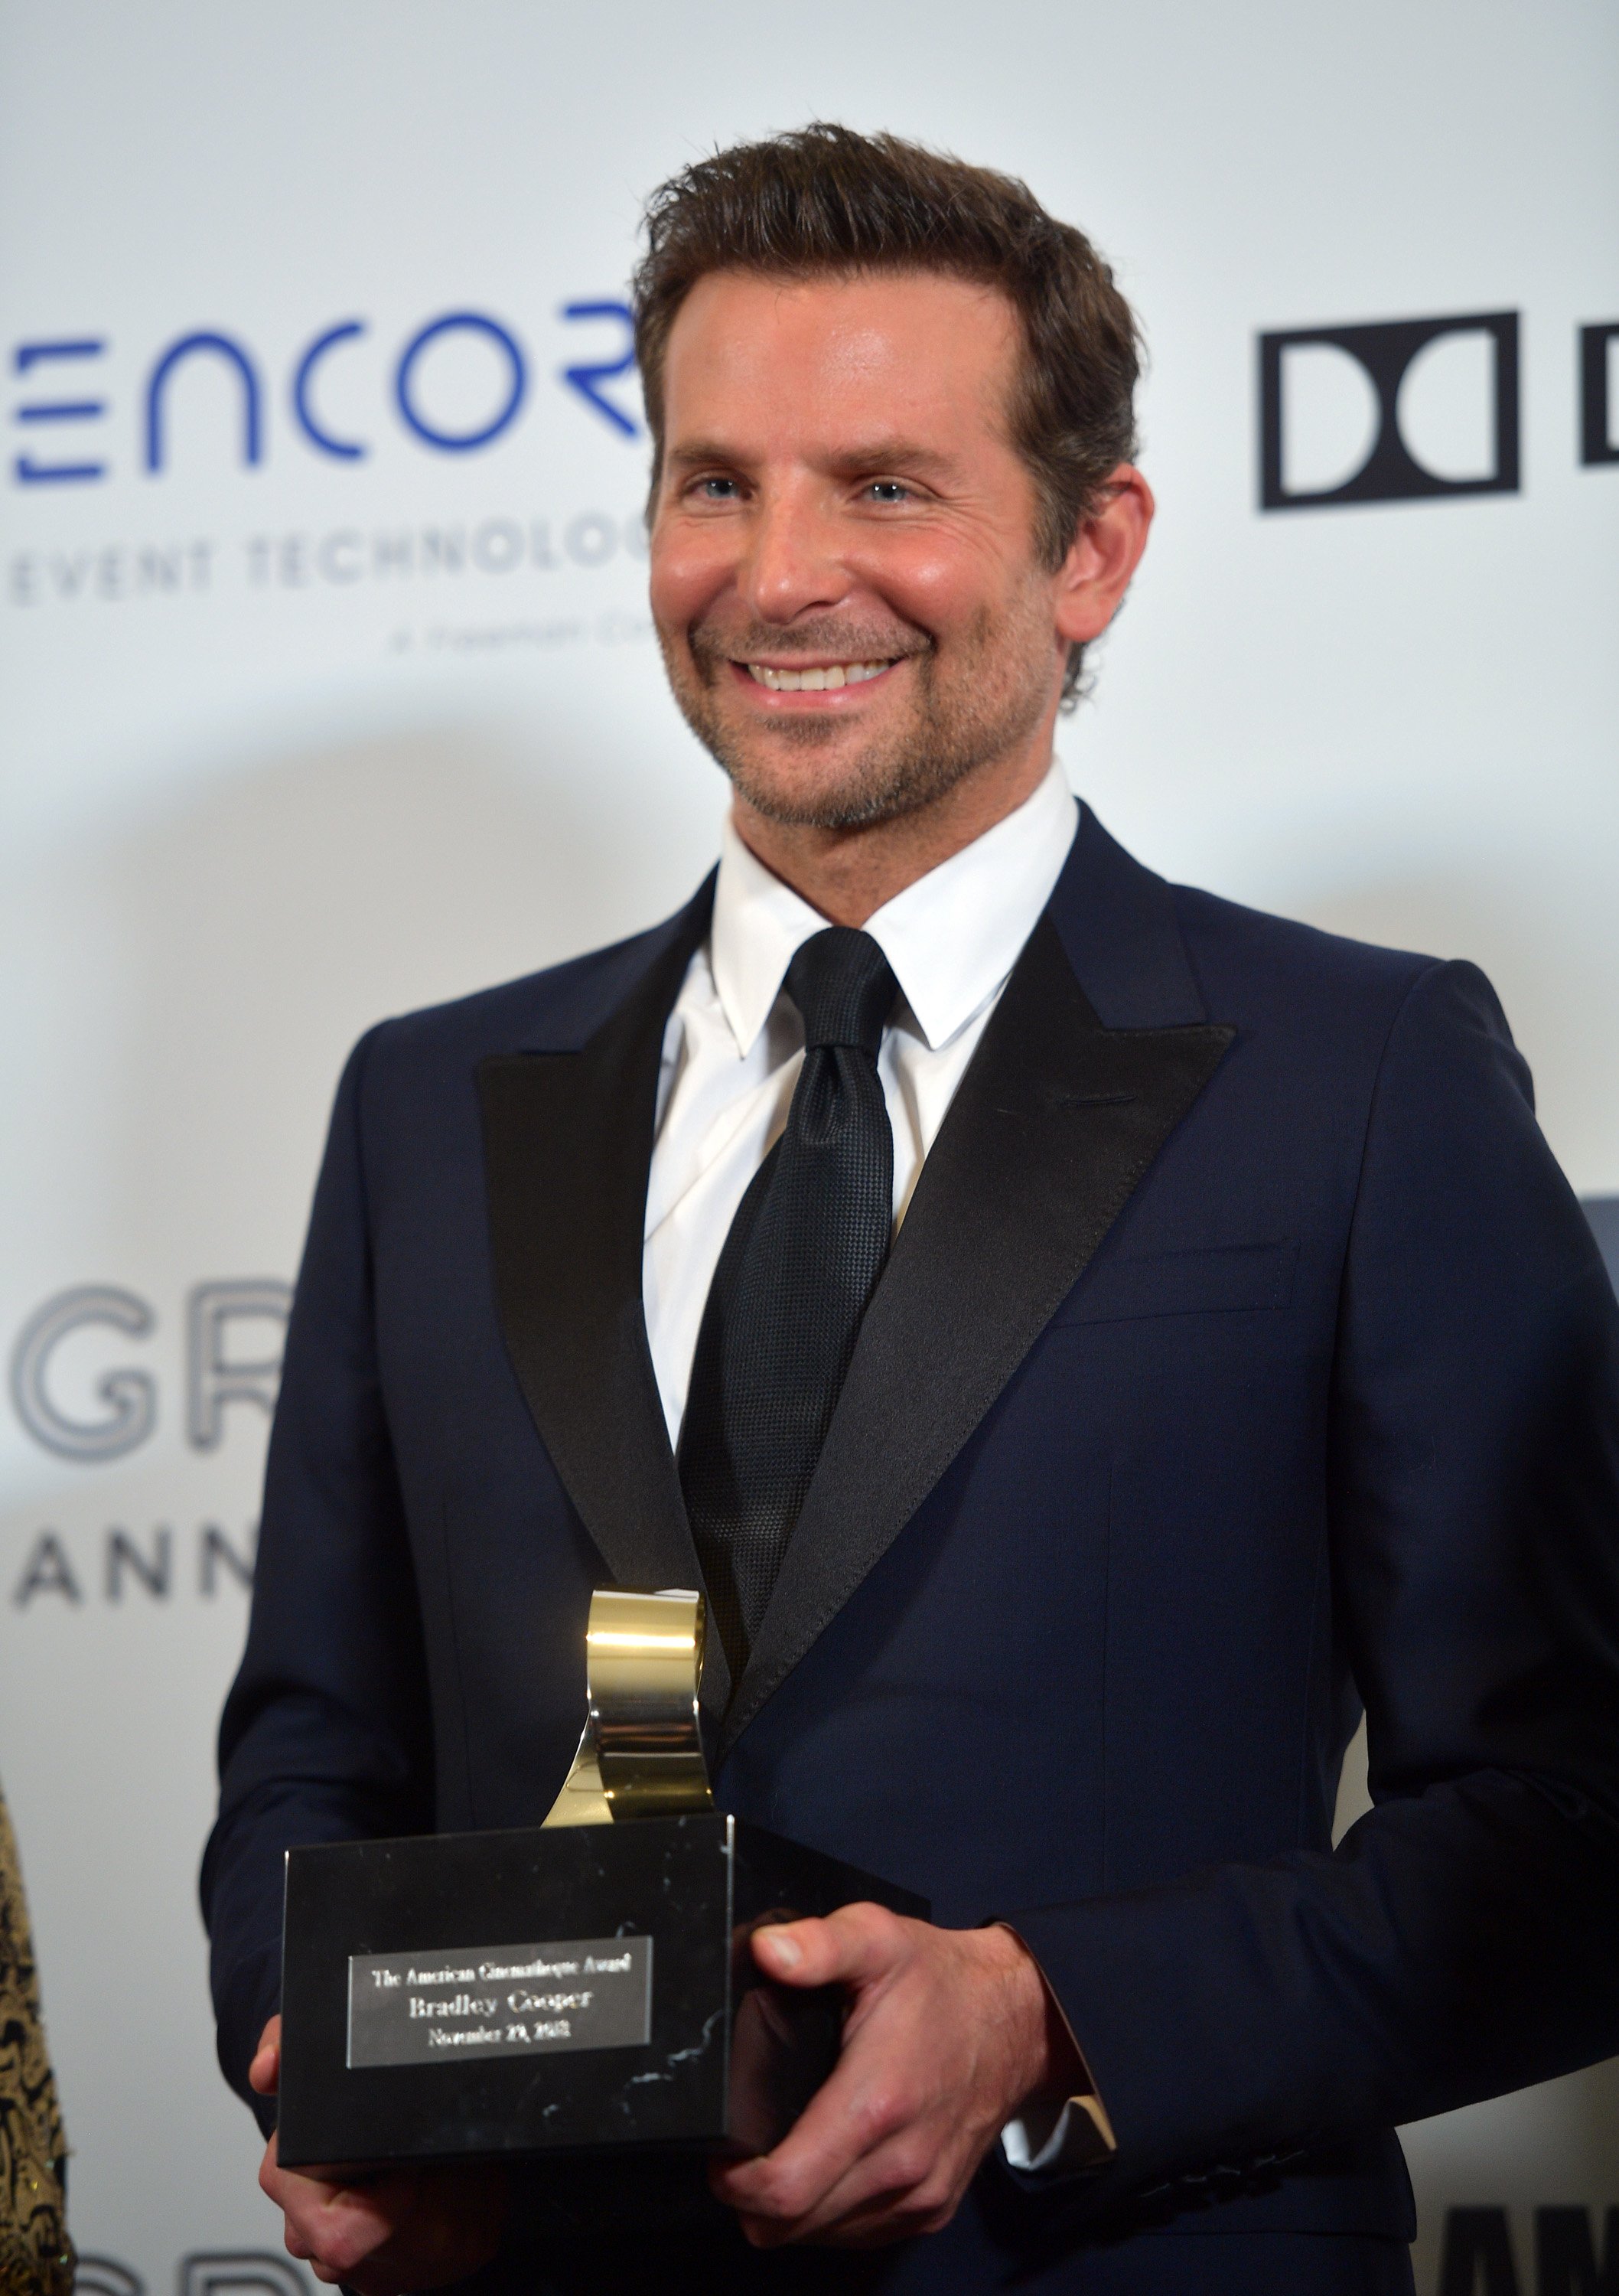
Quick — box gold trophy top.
[542,1587,715,1827]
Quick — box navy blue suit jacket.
[204,809,1619,2292]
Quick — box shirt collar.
[709,757,1078,1058]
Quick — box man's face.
[648,269,1072,831]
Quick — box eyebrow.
[663,439,746,472]
[822,440,963,482]
[663,436,965,482]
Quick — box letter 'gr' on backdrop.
[0,7,1614,2295]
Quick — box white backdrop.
[2,5,1615,2292]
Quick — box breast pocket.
[1052,1238,1298,1326]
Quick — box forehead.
[660,269,1021,448]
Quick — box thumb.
[750,1902,910,1991]
[249,2013,282,2096]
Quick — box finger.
[715,1935,993,2238]
[751,1902,910,1992]
[259,2135,347,2217]
[734,2113,969,2251]
[321,2192,420,2281]
[722,2134,926,2247]
[766,2135,960,2246]
[249,2014,283,2097]
[717,1911,940,2230]
[275,2162,422,2282]
[344,2167,506,2294]
[712,2024,911,2229]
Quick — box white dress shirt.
[640,756,1108,2176]
[643,756,1078,1443]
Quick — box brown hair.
[631,122,1142,700]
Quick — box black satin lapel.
[721,914,1233,1756]
[477,918,716,1688]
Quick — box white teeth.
[744,660,891,691]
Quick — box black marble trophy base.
[277,1812,926,2170]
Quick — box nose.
[738,480,850,627]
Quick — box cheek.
[648,522,735,633]
[844,531,1008,642]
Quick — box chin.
[728,769,878,833]
[725,748,943,834]
[712,716,888,818]
[677,674,982,832]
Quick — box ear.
[1053,465,1155,648]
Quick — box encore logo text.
[9,301,640,486]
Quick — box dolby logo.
[1259,310,1619,510]
[1259,311,1519,510]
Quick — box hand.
[250,2016,508,2292]
[708,1906,1080,2248]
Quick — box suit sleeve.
[1009,958,1619,2193]
[199,1027,433,2125]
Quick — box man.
[203,125,1619,2294]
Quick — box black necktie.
[679,927,898,1676]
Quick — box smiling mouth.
[742,659,894,693]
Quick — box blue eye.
[866,481,910,504]
[697,477,740,500]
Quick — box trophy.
[275,1590,924,2168]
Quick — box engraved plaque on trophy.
[276,1590,925,2168]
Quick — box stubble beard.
[660,602,1057,832]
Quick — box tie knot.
[785,928,897,1058]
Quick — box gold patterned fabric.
[0,1789,70,2296]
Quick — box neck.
[730,742,1054,928]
